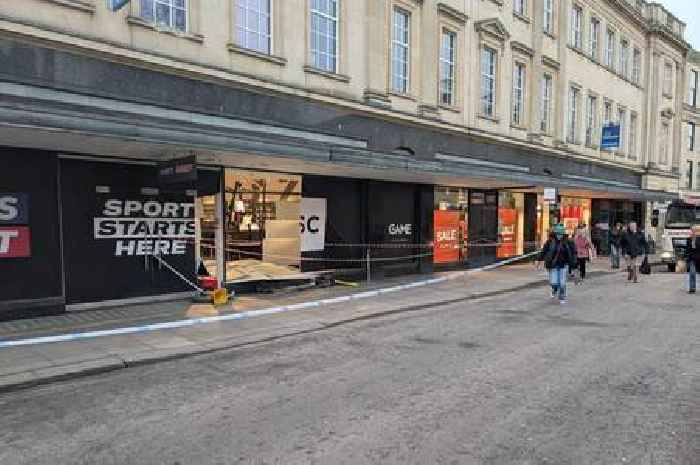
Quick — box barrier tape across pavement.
[0,251,540,348]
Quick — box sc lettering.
[0,196,19,222]
[300,215,321,234]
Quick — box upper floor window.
[629,113,638,160]
[605,28,615,69]
[567,86,580,144]
[686,160,694,190]
[618,109,627,154]
[585,94,597,146]
[689,122,696,152]
[589,18,600,61]
[514,0,526,17]
[236,0,271,54]
[570,5,583,49]
[439,30,456,105]
[481,48,497,117]
[663,62,673,96]
[632,48,642,84]
[619,40,629,78]
[660,122,670,164]
[689,70,699,106]
[310,0,339,73]
[603,100,612,124]
[141,0,187,32]
[541,74,553,133]
[543,0,554,34]
[512,63,526,126]
[391,8,411,94]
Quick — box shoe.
[560,300,568,305]
[550,290,557,299]
[690,290,696,294]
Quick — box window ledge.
[303,66,350,83]
[510,123,528,130]
[478,113,500,123]
[662,92,674,99]
[389,91,417,102]
[439,103,462,114]
[227,44,287,66]
[126,16,204,44]
[42,0,95,13]
[543,30,557,40]
[513,12,531,24]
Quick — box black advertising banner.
[368,181,417,261]
[0,149,61,307]
[158,155,197,186]
[61,159,196,305]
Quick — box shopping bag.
[640,256,651,275]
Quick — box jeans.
[626,256,639,281]
[689,262,697,293]
[549,266,568,300]
[610,244,620,269]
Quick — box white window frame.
[391,7,411,94]
[310,0,339,73]
[141,0,188,32]
[541,74,553,133]
[585,94,597,146]
[567,86,580,144]
[481,47,497,117]
[439,29,456,106]
[605,28,615,69]
[619,40,629,78]
[514,0,526,17]
[570,5,583,49]
[543,0,554,34]
[589,18,600,60]
[512,63,526,126]
[629,112,638,160]
[236,0,272,54]
[632,48,641,84]
[618,109,627,155]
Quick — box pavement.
[0,257,661,394]
[0,262,697,464]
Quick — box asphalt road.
[1,272,699,465]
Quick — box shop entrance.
[468,190,498,267]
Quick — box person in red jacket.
[574,227,595,282]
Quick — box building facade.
[681,50,700,198]
[0,0,692,316]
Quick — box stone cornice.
[437,3,468,25]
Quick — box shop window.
[497,192,525,258]
[433,187,469,265]
[560,197,592,236]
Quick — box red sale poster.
[434,211,460,264]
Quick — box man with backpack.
[620,222,648,283]
[537,224,577,305]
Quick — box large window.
[690,122,696,152]
[570,5,583,49]
[391,8,411,94]
[629,113,638,160]
[686,160,694,190]
[541,74,553,133]
[543,0,554,34]
[618,109,627,155]
[632,48,641,84]
[512,63,526,126]
[514,0,526,16]
[236,0,271,54]
[586,95,597,146]
[664,62,673,95]
[689,70,699,106]
[567,86,580,144]
[310,0,339,73]
[589,18,600,60]
[141,0,187,31]
[604,100,612,124]
[605,28,615,69]
[619,40,629,78]
[481,47,497,117]
[439,30,456,105]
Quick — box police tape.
[0,249,542,348]
[199,240,541,250]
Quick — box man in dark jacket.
[537,224,575,304]
[686,226,700,294]
[620,222,648,283]
[608,223,623,269]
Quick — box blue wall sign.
[601,124,621,150]
[107,0,131,11]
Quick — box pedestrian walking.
[574,227,595,282]
[685,226,700,294]
[537,224,576,304]
[608,222,623,270]
[620,222,648,283]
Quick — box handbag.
[640,256,651,275]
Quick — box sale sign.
[0,226,31,258]
[434,211,460,264]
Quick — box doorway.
[468,190,498,268]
